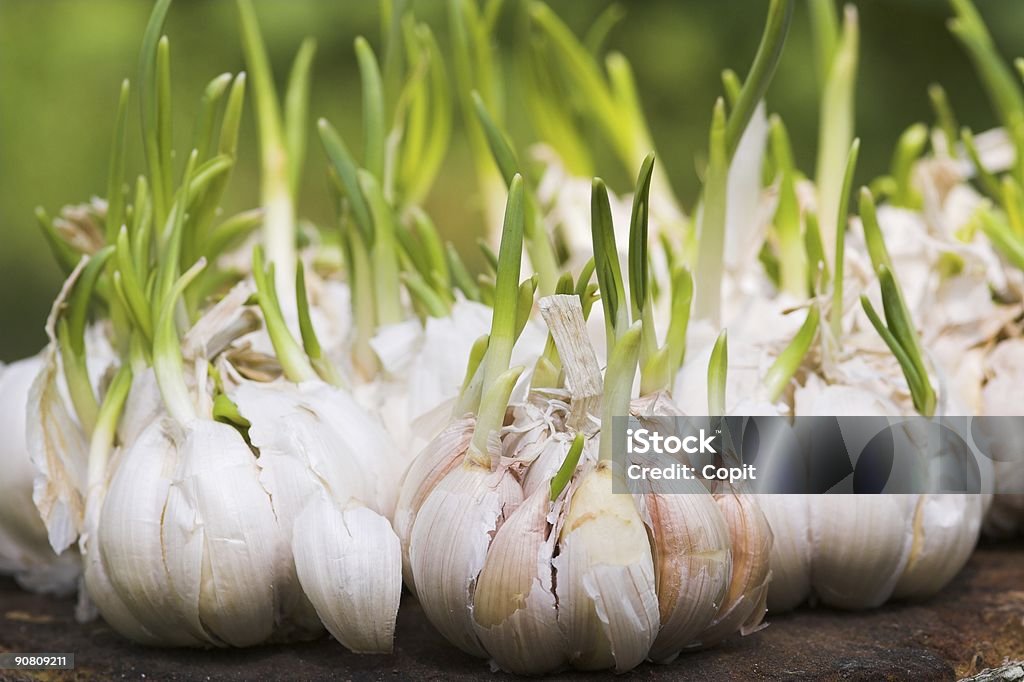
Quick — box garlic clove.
[162,419,282,647]
[292,496,402,653]
[394,417,474,592]
[81,481,165,646]
[892,493,982,599]
[98,419,206,645]
[644,485,732,663]
[759,494,813,612]
[472,484,566,674]
[695,491,772,646]
[809,495,913,609]
[554,462,659,672]
[409,459,523,657]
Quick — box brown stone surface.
[0,543,1021,681]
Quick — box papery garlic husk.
[892,493,983,599]
[472,482,568,674]
[693,490,772,646]
[409,455,523,657]
[234,379,402,520]
[292,494,401,653]
[394,416,474,592]
[553,461,659,672]
[503,389,596,498]
[0,356,80,594]
[367,299,547,453]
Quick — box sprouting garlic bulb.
[758,378,983,611]
[0,356,80,595]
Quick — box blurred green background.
[1,0,1022,361]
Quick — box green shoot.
[829,138,860,341]
[550,433,585,500]
[707,329,728,417]
[763,306,819,402]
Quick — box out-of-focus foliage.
[1,0,1022,360]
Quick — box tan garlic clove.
[644,485,733,662]
[554,462,660,672]
[695,491,773,646]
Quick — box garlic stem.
[472,93,559,295]
[86,364,133,493]
[889,123,928,207]
[153,259,207,425]
[628,153,658,370]
[770,115,807,297]
[828,138,860,342]
[808,0,838,89]
[359,171,403,326]
[115,227,154,344]
[592,178,628,348]
[251,248,317,384]
[318,119,374,243]
[961,127,1002,199]
[155,150,198,311]
[693,99,728,324]
[479,175,525,394]
[105,79,131,244]
[816,5,858,262]
[138,0,172,228]
[295,262,345,387]
[237,0,302,306]
[950,0,1024,182]
[724,0,793,158]
[60,247,116,435]
[192,73,233,163]
[1000,177,1024,238]
[664,265,693,378]
[928,84,959,154]
[469,366,524,465]
[599,322,642,462]
[980,209,1024,270]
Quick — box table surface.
[0,543,1021,681]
